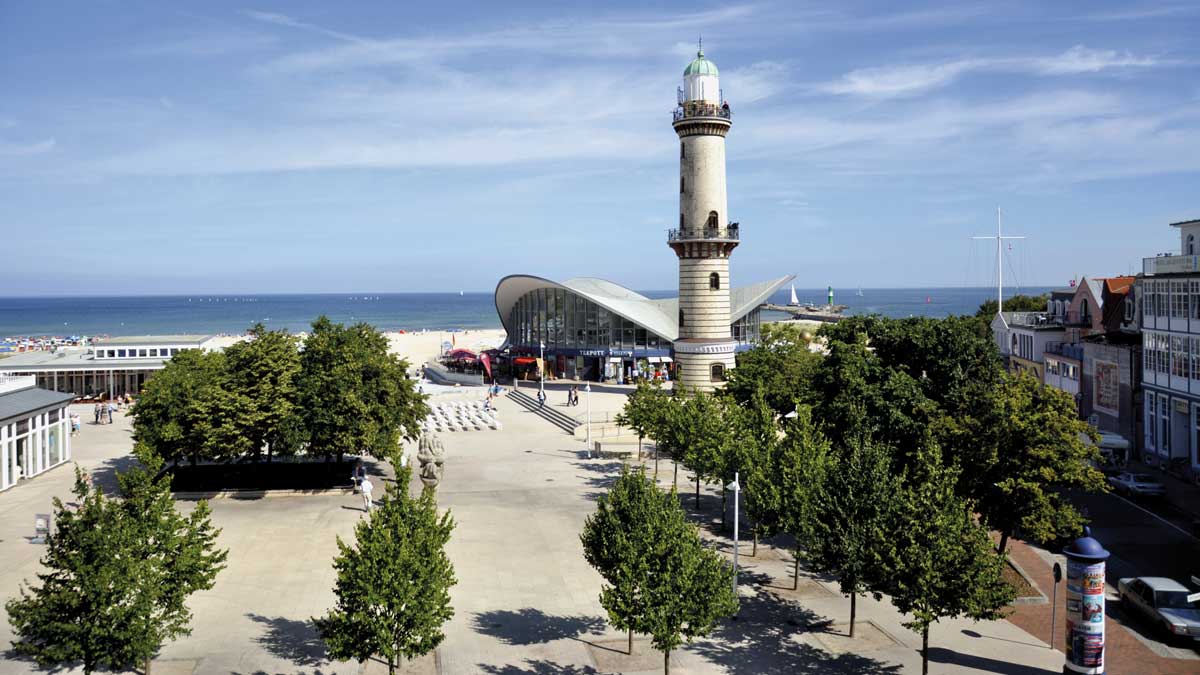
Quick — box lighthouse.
[669,45,738,393]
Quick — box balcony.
[668,222,740,243]
[1144,254,1200,275]
[0,374,36,395]
[673,101,731,123]
[1045,341,1084,361]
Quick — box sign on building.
[1093,360,1120,416]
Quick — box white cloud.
[822,46,1164,98]
[0,138,55,156]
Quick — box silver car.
[1118,577,1200,641]
[1107,472,1167,498]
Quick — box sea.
[0,287,1053,339]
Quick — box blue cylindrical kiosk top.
[1064,526,1110,562]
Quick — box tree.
[975,293,1049,318]
[133,349,230,465]
[676,392,740,511]
[315,464,456,674]
[580,465,659,655]
[615,380,670,467]
[642,485,738,675]
[224,323,302,462]
[738,393,783,556]
[7,456,227,674]
[298,317,429,462]
[883,449,1014,675]
[725,322,821,416]
[807,437,901,637]
[959,371,1108,553]
[773,406,833,590]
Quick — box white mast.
[972,206,1024,315]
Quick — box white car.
[1106,472,1166,498]
[1118,577,1200,641]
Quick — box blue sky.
[2,1,1198,295]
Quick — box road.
[1070,489,1200,659]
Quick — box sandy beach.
[385,328,506,367]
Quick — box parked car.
[1118,577,1200,642]
[1107,472,1167,498]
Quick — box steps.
[508,389,581,434]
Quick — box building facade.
[0,335,213,398]
[1140,219,1200,472]
[0,375,74,492]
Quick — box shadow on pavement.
[245,613,329,669]
[690,588,900,675]
[927,647,1058,674]
[90,454,140,493]
[477,659,600,674]
[472,608,606,646]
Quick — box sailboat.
[856,287,864,297]
[788,284,800,306]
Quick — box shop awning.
[513,357,537,365]
[647,356,661,363]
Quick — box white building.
[991,311,1066,381]
[1140,218,1200,471]
[0,375,74,492]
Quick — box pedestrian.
[93,402,101,425]
[352,460,365,493]
[106,402,114,424]
[360,476,374,512]
[71,413,80,436]
[537,388,546,409]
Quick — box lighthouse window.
[706,211,719,229]
[709,273,720,290]
[680,177,685,193]
[679,309,685,328]
[681,143,685,159]
[710,363,726,382]
[680,213,684,229]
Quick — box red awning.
[513,357,537,365]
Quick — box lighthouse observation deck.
[673,99,731,123]
[667,222,740,243]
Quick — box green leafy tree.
[298,316,429,462]
[315,465,456,674]
[615,380,670,467]
[738,393,783,556]
[883,449,1014,675]
[580,465,659,655]
[642,486,738,675]
[958,371,1108,552]
[224,323,302,462]
[726,322,821,416]
[7,457,227,674]
[807,437,901,637]
[774,406,833,590]
[675,391,740,511]
[133,349,229,465]
[975,293,1049,318]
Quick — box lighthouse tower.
[670,45,738,393]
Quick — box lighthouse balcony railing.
[668,223,740,242]
[673,102,731,122]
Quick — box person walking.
[106,402,115,424]
[537,388,546,409]
[93,402,101,425]
[360,476,374,512]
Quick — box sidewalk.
[1005,537,1198,675]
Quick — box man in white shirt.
[360,476,374,512]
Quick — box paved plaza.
[0,395,1067,674]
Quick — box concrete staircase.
[508,389,582,434]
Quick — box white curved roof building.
[493,274,792,381]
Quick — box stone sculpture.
[417,433,446,489]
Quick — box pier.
[761,303,848,323]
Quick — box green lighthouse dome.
[683,49,719,77]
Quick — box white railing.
[0,374,36,394]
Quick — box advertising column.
[1063,527,1110,674]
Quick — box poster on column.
[1064,559,1105,672]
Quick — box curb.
[174,487,354,500]
[1007,554,1049,606]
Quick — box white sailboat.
[788,284,800,306]
[856,287,864,297]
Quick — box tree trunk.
[721,488,727,530]
[267,442,273,464]
[389,653,396,675]
[664,649,670,675]
[638,434,642,461]
[145,656,152,675]
[922,625,929,675]
[997,530,1010,555]
[695,476,700,509]
[673,456,678,489]
[628,628,633,655]
[654,444,660,479]
[849,593,857,638]
[752,533,758,557]
[792,555,800,591]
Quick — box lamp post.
[726,472,740,605]
[1062,527,1110,674]
[539,341,545,397]
[585,382,592,459]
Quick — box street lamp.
[726,472,741,604]
[539,341,545,396]
[585,382,592,459]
